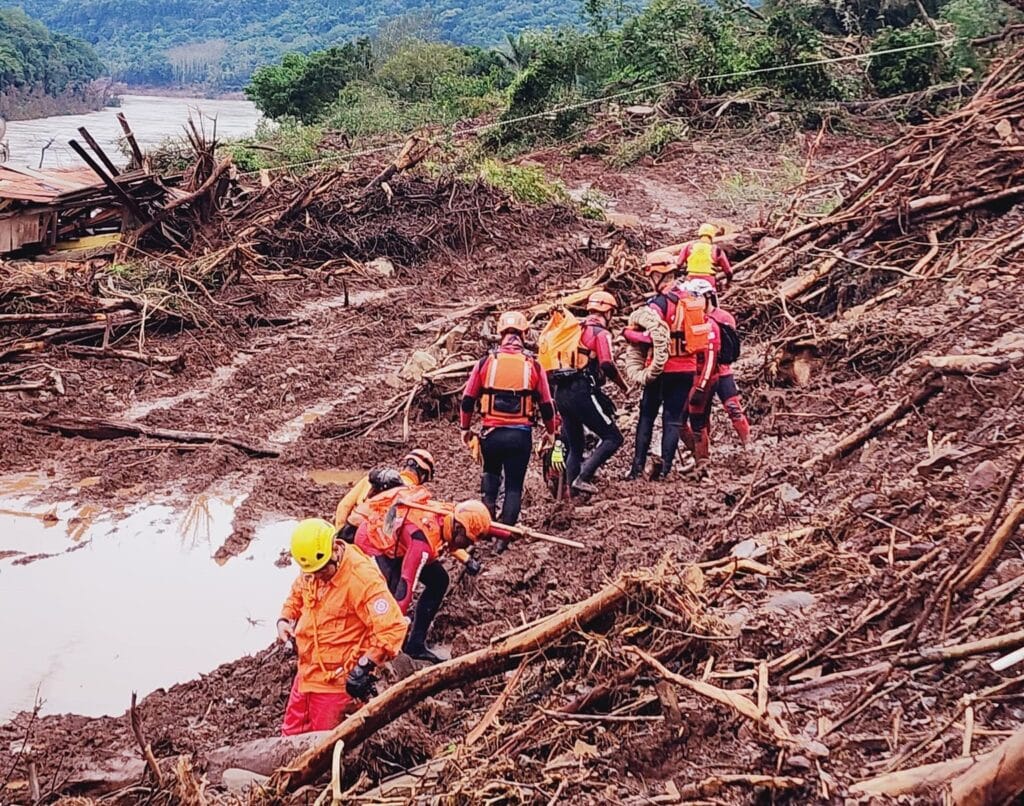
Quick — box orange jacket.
[334,469,420,529]
[280,544,407,694]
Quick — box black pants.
[631,371,693,475]
[375,555,449,648]
[481,426,533,526]
[555,375,623,485]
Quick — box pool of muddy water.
[0,474,296,720]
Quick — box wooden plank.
[77,127,120,177]
[68,140,152,225]
[116,113,145,169]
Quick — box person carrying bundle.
[333,449,436,541]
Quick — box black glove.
[689,386,709,410]
[465,558,482,576]
[368,468,402,494]
[345,657,378,700]
[494,539,509,555]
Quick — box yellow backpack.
[537,308,587,373]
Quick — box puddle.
[0,491,296,720]
[125,352,256,421]
[0,471,51,497]
[289,287,397,321]
[308,469,365,486]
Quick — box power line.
[238,37,960,176]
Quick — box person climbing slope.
[623,256,715,479]
[354,497,491,663]
[544,291,627,495]
[277,518,407,735]
[334,448,436,540]
[460,311,556,525]
[676,223,733,289]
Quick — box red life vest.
[479,351,535,421]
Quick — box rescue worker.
[334,449,435,540]
[276,518,407,735]
[676,280,722,469]
[355,497,491,663]
[623,258,718,479]
[686,279,749,446]
[460,311,557,525]
[553,291,628,495]
[676,224,733,289]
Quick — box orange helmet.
[497,311,529,335]
[403,448,435,481]
[586,291,617,314]
[644,253,677,276]
[452,500,491,542]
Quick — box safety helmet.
[497,311,529,335]
[684,278,718,308]
[644,253,677,276]
[290,518,336,573]
[586,291,617,314]
[452,500,492,542]
[403,448,435,482]
[698,223,718,240]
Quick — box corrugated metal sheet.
[0,165,104,204]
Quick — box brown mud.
[1,115,1022,805]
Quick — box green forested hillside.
[0,7,105,118]
[1,0,583,89]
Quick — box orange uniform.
[334,469,420,530]
[279,544,407,694]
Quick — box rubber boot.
[723,396,750,446]
[404,562,448,664]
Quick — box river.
[3,94,263,171]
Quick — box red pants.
[280,674,354,736]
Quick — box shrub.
[477,159,569,205]
[868,24,946,96]
[608,121,686,168]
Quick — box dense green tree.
[0,8,102,95]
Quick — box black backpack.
[717,321,741,365]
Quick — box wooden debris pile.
[733,43,1024,324]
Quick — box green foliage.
[245,39,372,122]
[477,159,569,205]
[609,121,686,168]
[11,0,581,90]
[221,118,328,173]
[940,0,1006,73]
[375,42,470,102]
[868,24,945,95]
[0,8,102,96]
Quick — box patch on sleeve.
[371,597,390,615]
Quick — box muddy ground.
[1,123,1022,804]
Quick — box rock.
[996,558,1024,585]
[723,606,752,631]
[625,104,656,117]
[222,769,270,794]
[399,350,438,382]
[786,755,813,771]
[779,484,803,503]
[285,367,299,376]
[802,740,830,758]
[850,493,879,513]
[731,538,767,560]
[605,212,642,229]
[367,257,395,278]
[765,591,816,612]
[968,460,1001,492]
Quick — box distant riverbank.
[0,83,117,122]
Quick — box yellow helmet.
[453,500,492,542]
[497,311,529,335]
[698,223,717,240]
[290,518,336,573]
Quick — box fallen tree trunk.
[850,756,978,797]
[948,728,1024,805]
[802,374,944,467]
[270,569,667,793]
[954,501,1024,592]
[22,414,279,458]
[65,346,185,371]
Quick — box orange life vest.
[382,498,454,558]
[685,240,715,276]
[668,293,712,357]
[479,351,535,419]
[355,485,432,554]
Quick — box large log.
[949,728,1024,805]
[22,414,279,458]
[270,569,664,793]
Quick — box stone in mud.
[765,591,817,612]
[368,257,395,277]
[850,493,879,513]
[968,460,1001,492]
[399,350,437,382]
[779,483,803,503]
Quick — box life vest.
[667,293,712,357]
[354,485,432,554]
[685,240,716,276]
[382,498,453,558]
[537,309,588,374]
[479,351,535,419]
